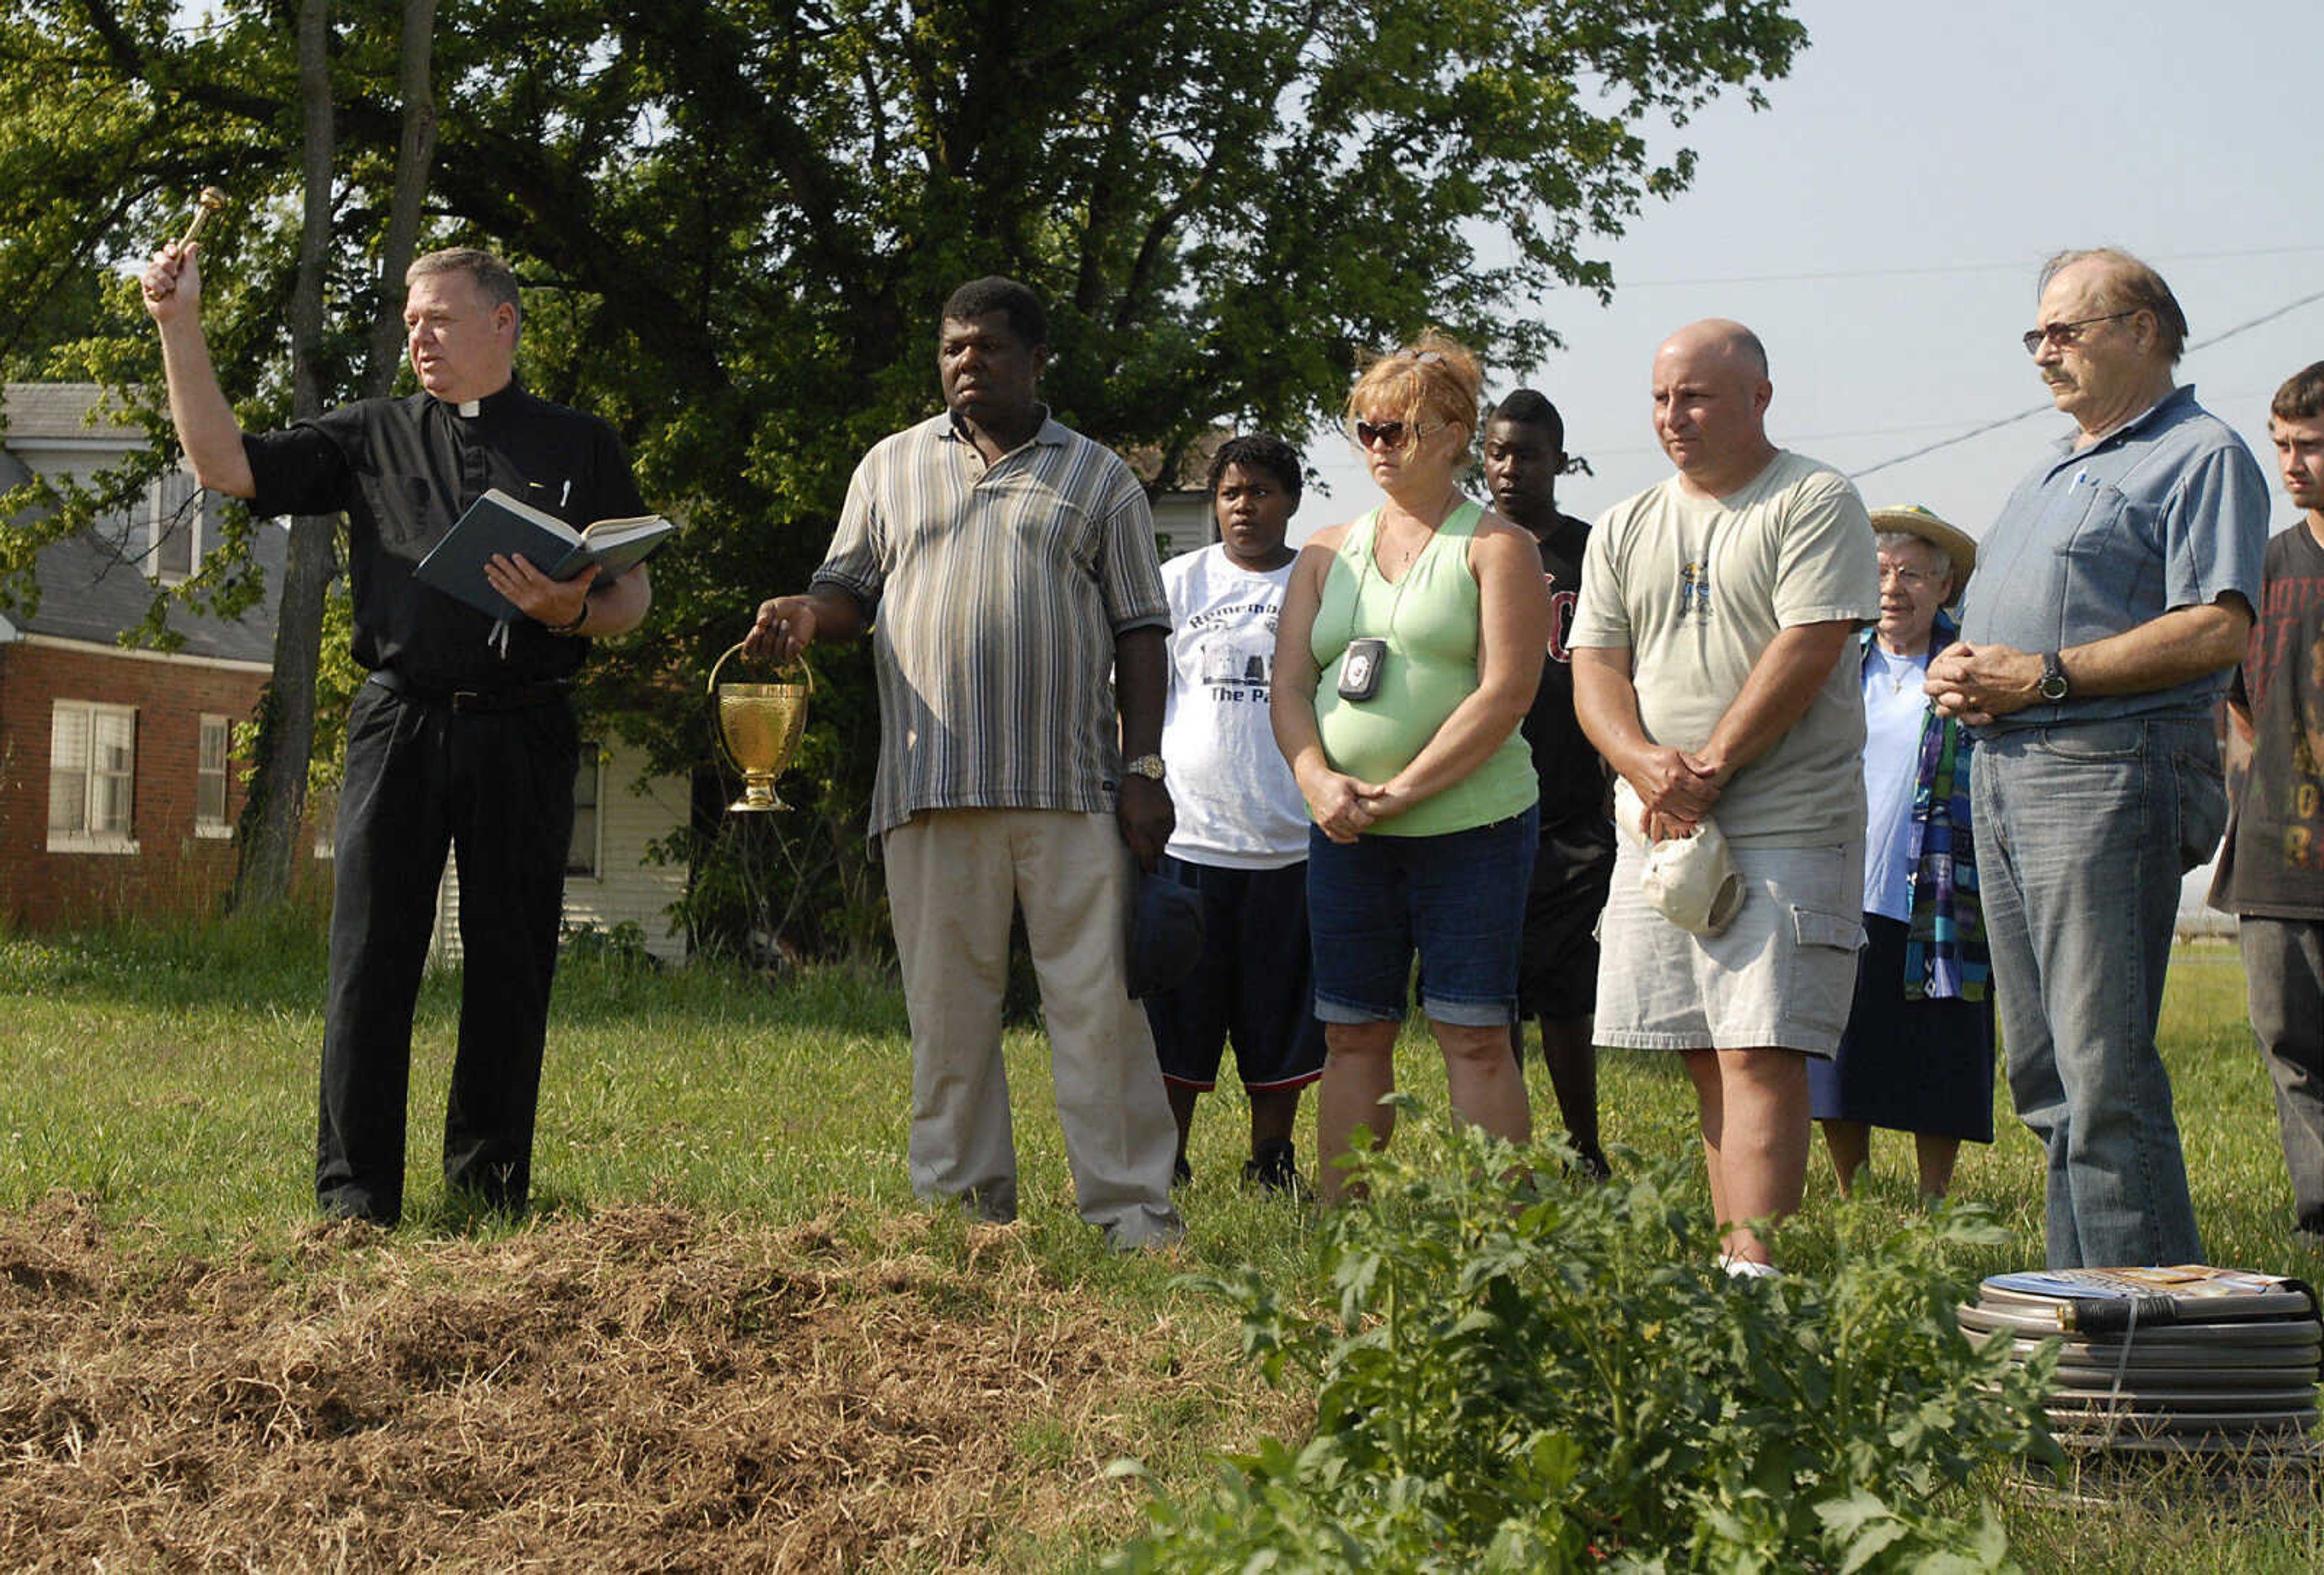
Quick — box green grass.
[4,916,2322,1567]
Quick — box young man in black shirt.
[1483,390,1613,1177]
[142,240,652,1224]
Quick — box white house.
[427,732,691,964]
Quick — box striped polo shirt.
[811,410,1168,838]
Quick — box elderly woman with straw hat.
[1808,505,1995,1201]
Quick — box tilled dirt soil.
[0,1192,1271,1571]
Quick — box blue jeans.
[1305,806,1538,1028]
[1974,715,2224,1268]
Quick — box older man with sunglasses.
[1928,248,2269,1269]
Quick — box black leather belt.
[367,669,571,714]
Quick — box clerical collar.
[444,378,523,421]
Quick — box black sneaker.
[1242,1139,1310,1200]
[1575,1146,1612,1183]
[1172,1155,1193,1189]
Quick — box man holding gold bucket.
[142,227,653,1226]
[746,277,1184,1250]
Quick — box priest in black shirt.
[1483,390,1614,1179]
[142,241,652,1225]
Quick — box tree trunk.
[363,0,439,396]
[230,0,337,912]
[234,0,439,911]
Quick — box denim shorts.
[1305,805,1538,1028]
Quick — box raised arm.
[138,242,255,499]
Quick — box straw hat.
[1869,504,1977,600]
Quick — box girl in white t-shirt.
[1142,435,1326,1196]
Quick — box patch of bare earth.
[0,1193,1288,1570]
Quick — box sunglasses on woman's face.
[1354,418,1440,450]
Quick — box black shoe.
[1574,1146,1612,1183]
[1172,1155,1193,1189]
[317,1189,399,1229]
[1242,1139,1310,1200]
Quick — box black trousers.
[317,679,578,1223]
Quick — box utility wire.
[1849,285,2324,481]
[1845,403,2055,482]
[1620,243,2324,291]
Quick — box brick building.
[0,383,283,928]
[2,383,691,956]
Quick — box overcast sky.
[1306,0,2324,542]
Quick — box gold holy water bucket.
[709,641,812,812]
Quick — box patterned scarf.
[1892,612,1987,1001]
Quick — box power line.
[1617,243,2324,291]
[1844,403,2055,482]
[2187,287,2324,360]
[1848,284,2324,482]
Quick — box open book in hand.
[413,487,673,622]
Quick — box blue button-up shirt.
[1961,384,2269,730]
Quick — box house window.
[146,478,205,590]
[47,700,138,852]
[196,714,232,837]
[566,745,603,877]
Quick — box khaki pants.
[883,807,1181,1245]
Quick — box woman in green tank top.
[1270,334,1552,1203]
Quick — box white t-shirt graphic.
[1574,450,1880,847]
[1160,545,1310,867]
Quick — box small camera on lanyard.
[1337,636,1388,702]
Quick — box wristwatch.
[2037,652,2070,703]
[1124,753,1167,783]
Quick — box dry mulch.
[0,1193,1278,1571]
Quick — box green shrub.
[1111,1102,2060,1572]
[0,893,330,1001]
[558,917,658,967]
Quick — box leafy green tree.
[0,0,1805,952]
